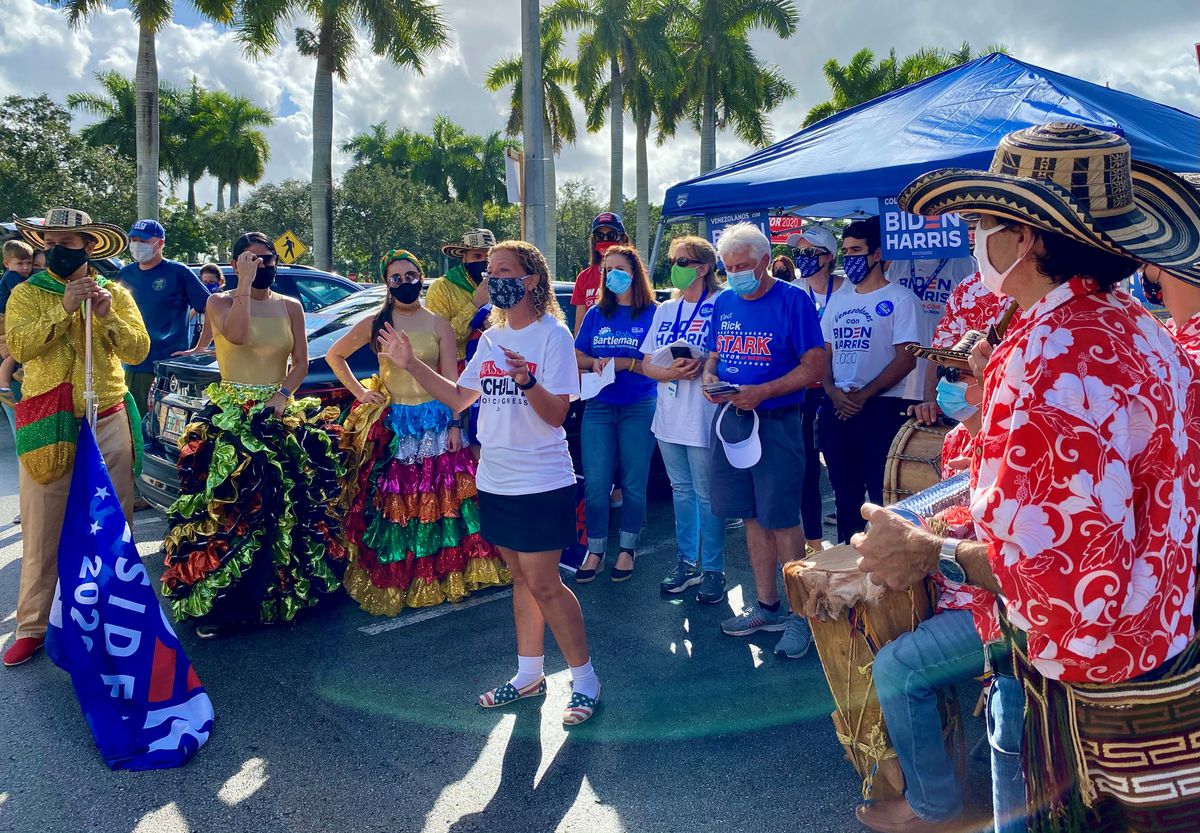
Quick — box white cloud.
[2,0,1197,216]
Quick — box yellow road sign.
[274,230,307,264]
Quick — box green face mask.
[670,263,699,290]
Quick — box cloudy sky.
[3,0,1198,211]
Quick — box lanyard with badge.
[908,259,948,305]
[806,278,834,320]
[666,288,708,398]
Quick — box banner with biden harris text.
[47,420,213,770]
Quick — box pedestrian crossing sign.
[274,230,307,264]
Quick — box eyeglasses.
[672,257,702,268]
[935,365,969,382]
[594,230,623,243]
[257,254,277,265]
[793,247,829,259]
[385,271,422,286]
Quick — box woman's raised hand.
[377,323,414,370]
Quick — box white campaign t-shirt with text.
[888,256,977,400]
[638,288,725,448]
[821,282,923,399]
[459,315,580,495]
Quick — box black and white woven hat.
[14,207,128,260]
[899,123,1200,286]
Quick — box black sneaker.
[696,571,727,605]
[659,562,702,594]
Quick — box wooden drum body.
[783,545,934,802]
[883,419,951,506]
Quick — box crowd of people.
[2,121,1200,832]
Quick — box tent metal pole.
[649,217,667,281]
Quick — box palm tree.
[238,0,450,271]
[341,122,419,172]
[410,116,481,201]
[804,42,1008,127]
[54,0,235,220]
[161,79,211,213]
[195,91,273,208]
[669,0,798,176]
[486,21,579,276]
[571,0,675,256]
[66,71,140,161]
[457,131,521,226]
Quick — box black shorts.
[709,405,805,530]
[477,483,578,553]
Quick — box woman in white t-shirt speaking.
[377,240,601,726]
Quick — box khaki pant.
[15,409,135,639]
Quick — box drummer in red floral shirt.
[852,124,1200,833]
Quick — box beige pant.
[15,409,135,639]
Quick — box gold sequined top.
[380,328,438,406]
[7,272,149,416]
[213,298,294,386]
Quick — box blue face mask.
[488,276,528,309]
[605,268,633,295]
[727,268,760,296]
[796,254,823,278]
[936,377,978,421]
[843,254,873,285]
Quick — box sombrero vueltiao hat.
[14,207,128,260]
[899,123,1200,287]
[441,228,496,260]
[908,301,1021,376]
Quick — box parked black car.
[188,263,363,312]
[137,281,667,511]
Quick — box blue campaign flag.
[46,419,214,770]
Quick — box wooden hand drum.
[783,545,935,802]
[883,419,951,506]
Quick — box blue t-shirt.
[704,280,823,410]
[574,303,658,405]
[0,269,27,314]
[118,259,210,372]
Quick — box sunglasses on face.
[594,230,623,243]
[794,247,829,259]
[386,271,421,286]
[935,365,972,382]
[672,257,702,268]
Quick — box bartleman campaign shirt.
[704,279,823,410]
[821,281,923,399]
[459,315,580,496]
[574,303,658,405]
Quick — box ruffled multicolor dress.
[160,303,346,626]
[340,329,508,616]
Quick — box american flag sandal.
[562,684,602,726]
[478,677,547,708]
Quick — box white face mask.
[129,241,158,264]
[974,222,1026,297]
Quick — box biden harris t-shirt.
[820,282,923,399]
[459,315,580,496]
[704,279,823,410]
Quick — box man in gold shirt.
[2,208,149,668]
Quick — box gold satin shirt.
[213,302,294,386]
[380,329,438,406]
[7,272,149,416]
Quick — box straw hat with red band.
[14,208,128,260]
[898,123,1200,287]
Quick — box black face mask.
[46,245,90,278]
[390,282,422,305]
[464,260,488,283]
[773,269,792,281]
[251,264,277,289]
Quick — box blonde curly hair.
[487,240,565,327]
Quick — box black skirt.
[477,483,577,553]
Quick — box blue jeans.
[581,398,656,554]
[657,439,725,574]
[988,673,1028,833]
[873,610,985,822]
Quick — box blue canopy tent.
[653,52,1200,262]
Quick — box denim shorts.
[708,405,805,530]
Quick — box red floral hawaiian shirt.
[932,272,1010,348]
[1166,312,1200,365]
[932,423,1001,643]
[971,278,1200,684]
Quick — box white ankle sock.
[569,659,600,699]
[508,655,544,690]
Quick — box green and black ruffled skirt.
[160,381,346,626]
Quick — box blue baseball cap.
[591,212,626,235]
[128,219,165,240]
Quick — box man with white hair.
[702,223,826,657]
